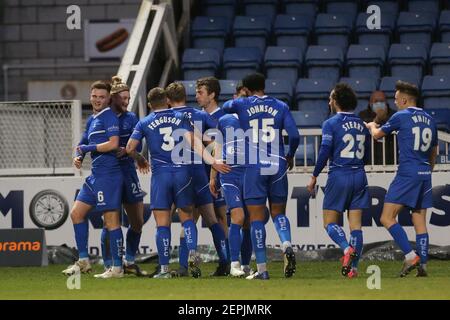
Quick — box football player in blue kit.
[165,82,229,277]
[366,81,438,277]
[106,76,149,276]
[126,87,231,278]
[195,77,233,276]
[307,83,371,278]
[210,82,254,277]
[62,81,125,279]
[222,73,300,280]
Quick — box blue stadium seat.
[324,0,359,23]
[407,0,440,20]
[439,11,450,42]
[291,111,327,128]
[295,78,335,113]
[422,76,450,109]
[191,16,230,53]
[314,13,353,51]
[201,0,237,20]
[339,77,379,113]
[305,45,344,83]
[426,108,450,132]
[388,44,428,83]
[283,0,318,17]
[379,76,421,109]
[233,16,272,53]
[265,79,294,105]
[356,12,396,53]
[430,43,450,76]
[264,46,303,86]
[218,80,239,103]
[243,0,278,22]
[179,80,198,108]
[346,44,386,79]
[274,14,314,54]
[182,48,221,80]
[397,12,436,50]
[223,47,263,80]
[364,1,399,17]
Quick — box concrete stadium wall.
[0,0,142,101]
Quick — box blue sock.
[109,228,124,267]
[74,221,89,259]
[416,233,429,265]
[250,221,266,264]
[156,226,171,267]
[241,228,252,266]
[179,236,188,269]
[125,228,141,263]
[326,223,349,252]
[388,223,413,255]
[100,227,111,268]
[225,238,231,263]
[210,223,228,264]
[182,219,198,251]
[229,223,242,263]
[272,214,292,243]
[349,230,363,269]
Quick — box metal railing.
[291,128,450,173]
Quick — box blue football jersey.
[172,105,218,166]
[381,107,438,177]
[118,111,140,169]
[86,107,121,174]
[79,115,93,146]
[130,108,193,173]
[222,95,299,167]
[218,113,247,168]
[321,112,371,172]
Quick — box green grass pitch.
[0,261,449,300]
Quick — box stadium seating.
[182,48,221,80]
[430,43,450,76]
[426,108,450,132]
[346,44,386,79]
[379,76,422,108]
[218,79,239,103]
[388,44,428,83]
[407,0,440,20]
[201,0,237,20]
[364,1,399,17]
[264,46,303,86]
[274,14,313,54]
[305,45,344,82]
[439,11,450,42]
[314,13,353,51]
[179,80,198,108]
[355,12,396,53]
[422,75,450,109]
[233,16,272,53]
[397,12,436,50]
[243,0,278,22]
[291,110,328,128]
[265,79,294,105]
[324,0,359,23]
[283,0,318,17]
[295,78,335,113]
[191,16,230,53]
[223,47,263,80]
[339,77,378,114]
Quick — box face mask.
[371,102,387,112]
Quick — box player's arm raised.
[365,121,386,140]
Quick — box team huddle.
[62,73,437,280]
